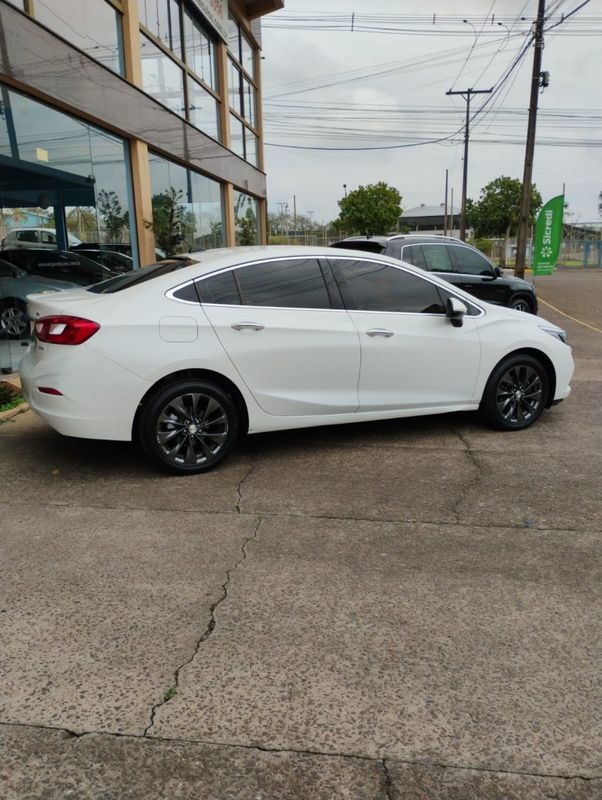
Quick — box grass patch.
[163,686,177,702]
[0,394,24,413]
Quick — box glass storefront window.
[34,0,125,76]
[233,190,259,245]
[139,0,182,55]
[141,34,185,116]
[148,152,224,256]
[183,10,217,91]
[4,0,24,8]
[0,84,138,370]
[188,78,220,141]
[229,115,244,159]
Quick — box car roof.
[132,245,462,296]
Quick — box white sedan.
[20,246,573,474]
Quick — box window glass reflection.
[243,77,256,127]
[241,34,255,78]
[245,131,258,167]
[183,11,217,91]
[141,34,185,116]
[34,0,124,75]
[188,78,220,141]
[233,190,259,245]
[228,59,242,115]
[139,0,182,55]
[148,152,224,256]
[229,115,244,159]
[0,85,138,279]
[227,12,240,60]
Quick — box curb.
[0,402,30,423]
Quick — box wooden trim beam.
[129,140,156,265]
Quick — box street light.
[343,184,347,197]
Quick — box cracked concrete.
[144,517,263,736]
[1,269,601,797]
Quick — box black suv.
[331,235,538,314]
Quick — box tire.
[509,295,533,313]
[479,354,549,431]
[138,380,240,474]
[0,300,29,339]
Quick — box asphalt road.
[1,268,601,799]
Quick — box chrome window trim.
[166,254,486,317]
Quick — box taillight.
[35,316,100,345]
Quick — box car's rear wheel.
[480,354,549,430]
[0,300,29,339]
[509,295,533,313]
[139,380,240,474]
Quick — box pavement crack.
[451,429,485,524]
[382,758,394,799]
[236,459,255,514]
[143,516,263,737]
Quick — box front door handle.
[366,328,394,338]
[231,322,264,331]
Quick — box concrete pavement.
[1,269,601,798]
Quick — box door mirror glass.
[494,266,504,277]
[446,297,467,327]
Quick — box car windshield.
[2,249,113,286]
[87,258,199,293]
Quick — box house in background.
[400,203,465,237]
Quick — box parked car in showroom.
[0,257,81,339]
[1,227,81,250]
[21,246,572,475]
[331,234,538,313]
[1,248,118,286]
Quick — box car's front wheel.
[479,354,549,430]
[0,300,29,339]
[139,379,240,474]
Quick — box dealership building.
[0,0,283,370]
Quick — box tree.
[237,210,258,245]
[471,176,542,266]
[146,187,187,256]
[97,190,128,242]
[335,182,402,236]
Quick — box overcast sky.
[260,0,602,226]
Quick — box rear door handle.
[366,328,394,338]
[231,322,264,331]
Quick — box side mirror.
[446,297,467,328]
[494,266,503,277]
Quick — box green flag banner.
[533,195,564,276]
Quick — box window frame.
[139,2,222,139]
[168,257,346,311]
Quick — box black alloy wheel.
[139,380,240,473]
[480,354,549,430]
[510,296,533,313]
[0,300,29,339]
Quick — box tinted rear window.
[88,259,198,293]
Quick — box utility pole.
[446,86,492,241]
[515,0,546,279]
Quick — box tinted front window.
[198,271,240,304]
[421,245,454,273]
[236,259,331,309]
[450,246,495,276]
[330,259,445,314]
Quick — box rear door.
[198,257,361,416]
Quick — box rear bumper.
[20,344,147,440]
